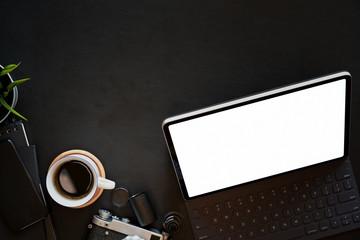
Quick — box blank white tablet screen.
[169,79,346,198]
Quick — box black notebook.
[162,71,360,239]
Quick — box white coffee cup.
[46,152,115,208]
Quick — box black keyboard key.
[258,191,267,201]
[249,216,259,226]
[246,229,257,239]
[238,219,247,229]
[246,194,256,204]
[266,200,276,210]
[254,203,264,213]
[280,185,289,195]
[310,188,321,199]
[339,190,356,203]
[194,219,209,230]
[305,200,315,212]
[236,197,245,207]
[343,179,353,190]
[277,197,287,208]
[305,223,318,235]
[214,203,223,213]
[258,225,268,236]
[202,206,211,216]
[233,209,242,219]
[261,212,271,223]
[330,217,340,228]
[336,168,351,180]
[272,210,282,220]
[333,183,342,193]
[291,216,301,227]
[210,215,220,225]
[224,234,236,240]
[300,192,309,202]
[325,207,335,218]
[244,206,254,216]
[324,173,334,183]
[313,211,323,221]
[196,228,216,240]
[268,222,280,233]
[316,198,326,209]
[322,185,331,196]
[294,204,304,215]
[291,182,301,192]
[235,232,246,240]
[327,195,337,206]
[227,223,237,232]
[319,220,329,231]
[283,207,292,218]
[269,188,278,198]
[341,214,352,225]
[288,193,299,204]
[224,200,235,210]
[313,177,322,186]
[217,225,226,235]
[192,209,201,218]
[280,220,290,230]
[302,179,311,189]
[222,212,231,222]
[353,211,360,222]
[336,201,360,215]
[302,214,312,224]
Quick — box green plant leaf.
[0,62,21,77]
[3,78,30,97]
[0,96,27,121]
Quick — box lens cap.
[112,187,130,208]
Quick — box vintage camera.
[87,209,164,240]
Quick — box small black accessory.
[162,212,183,235]
[111,187,129,208]
[129,192,156,227]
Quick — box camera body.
[87,209,164,240]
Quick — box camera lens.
[163,212,182,235]
[167,221,179,233]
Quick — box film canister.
[129,192,156,227]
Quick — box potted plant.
[0,62,30,123]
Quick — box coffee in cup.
[55,160,94,199]
[46,150,115,208]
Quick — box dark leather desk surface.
[1,0,360,239]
